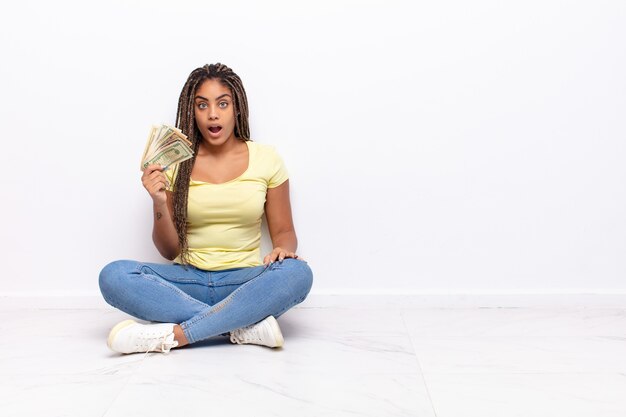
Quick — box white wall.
[1,0,624,295]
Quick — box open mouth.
[209,126,222,133]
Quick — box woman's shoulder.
[248,140,283,160]
[248,140,279,152]
[248,140,288,186]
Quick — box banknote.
[140,124,194,171]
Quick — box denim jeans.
[98,258,313,344]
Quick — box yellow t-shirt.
[164,140,289,271]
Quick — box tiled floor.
[1,295,625,416]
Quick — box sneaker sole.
[266,316,284,348]
[107,319,137,350]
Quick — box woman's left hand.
[263,247,302,266]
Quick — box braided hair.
[172,63,251,265]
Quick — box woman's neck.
[198,136,242,158]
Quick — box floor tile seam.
[400,310,440,417]
[97,352,159,416]
[2,370,622,376]
[56,371,435,379]
[98,373,139,417]
[406,335,626,340]
[0,370,626,378]
[415,363,626,372]
[222,368,432,376]
[420,371,626,376]
[0,370,140,377]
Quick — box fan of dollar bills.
[140,124,194,171]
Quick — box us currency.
[140,124,193,171]
[142,141,193,170]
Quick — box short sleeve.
[267,147,289,188]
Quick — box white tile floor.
[1,295,625,417]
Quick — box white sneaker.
[107,319,179,354]
[230,316,284,348]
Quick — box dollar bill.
[140,124,194,171]
[142,141,194,170]
[140,125,158,170]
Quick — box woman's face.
[193,78,237,146]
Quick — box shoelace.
[142,333,179,358]
[230,326,260,344]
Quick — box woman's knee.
[267,259,313,318]
[98,260,138,300]
[280,258,313,299]
[297,260,314,296]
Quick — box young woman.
[99,63,313,355]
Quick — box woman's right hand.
[141,164,169,206]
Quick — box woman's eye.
[219,101,228,108]
[198,102,208,109]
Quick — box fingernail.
[162,165,169,171]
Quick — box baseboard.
[310,288,626,295]
[1,290,626,309]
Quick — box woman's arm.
[142,164,180,260]
[263,179,298,264]
[152,191,180,260]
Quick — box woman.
[99,63,313,355]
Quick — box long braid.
[171,63,251,266]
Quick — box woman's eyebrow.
[194,94,232,101]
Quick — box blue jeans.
[98,258,313,344]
